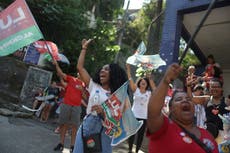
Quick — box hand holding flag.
[100,81,143,146]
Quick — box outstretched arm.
[53,59,67,80]
[147,63,182,134]
[77,39,93,86]
[146,72,156,91]
[186,76,209,105]
[126,64,137,92]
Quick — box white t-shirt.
[86,79,111,115]
[132,88,151,119]
[192,93,207,129]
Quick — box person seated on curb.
[32,88,44,111]
[40,81,61,122]
[147,63,218,153]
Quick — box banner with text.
[0,0,43,56]
[101,82,142,146]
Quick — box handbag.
[82,122,103,153]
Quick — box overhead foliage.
[179,39,201,68]
[0,0,125,76]
[122,0,166,56]
[79,0,124,20]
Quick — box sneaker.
[70,145,74,153]
[54,143,64,151]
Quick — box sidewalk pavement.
[0,115,148,153]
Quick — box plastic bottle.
[91,90,100,116]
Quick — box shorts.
[59,103,81,127]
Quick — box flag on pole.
[101,81,142,146]
[126,54,166,69]
[111,98,143,146]
[58,53,70,65]
[127,41,165,70]
[33,40,70,64]
[0,0,43,56]
[33,41,59,60]
[44,53,70,65]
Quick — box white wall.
[223,69,230,97]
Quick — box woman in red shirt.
[147,63,218,153]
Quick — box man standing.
[53,59,84,153]
[192,85,207,129]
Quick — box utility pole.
[114,0,130,63]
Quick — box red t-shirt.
[147,116,218,153]
[63,75,83,106]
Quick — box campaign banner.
[33,41,59,60]
[33,40,70,64]
[23,44,40,65]
[101,81,142,146]
[0,0,43,56]
[111,98,143,146]
[102,82,129,136]
[126,54,166,70]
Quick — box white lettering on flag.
[0,0,43,56]
[0,32,33,51]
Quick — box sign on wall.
[20,66,52,104]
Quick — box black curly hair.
[92,63,128,93]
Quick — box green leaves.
[1,0,125,76]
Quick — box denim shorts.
[73,115,112,153]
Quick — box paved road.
[0,115,148,153]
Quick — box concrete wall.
[0,57,53,108]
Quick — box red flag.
[33,41,59,60]
[0,0,43,56]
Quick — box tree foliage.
[0,0,202,78]
[0,0,125,76]
[179,39,201,77]
[121,0,166,57]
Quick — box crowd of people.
[126,63,156,153]
[147,55,230,153]
[30,39,229,153]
